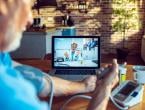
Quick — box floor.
[101,54,145,65]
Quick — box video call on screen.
[54,38,99,67]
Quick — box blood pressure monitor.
[111,80,144,107]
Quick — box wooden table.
[16,59,52,72]
[18,60,145,110]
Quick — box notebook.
[49,36,100,81]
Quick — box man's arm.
[13,60,97,97]
[40,75,96,97]
[87,59,119,110]
[87,81,112,110]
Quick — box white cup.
[134,71,145,84]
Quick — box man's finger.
[113,59,118,68]
[113,59,117,65]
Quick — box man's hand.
[88,59,119,110]
[102,59,119,89]
[82,76,97,93]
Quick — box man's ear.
[0,1,8,16]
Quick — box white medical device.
[111,80,144,108]
[60,80,144,110]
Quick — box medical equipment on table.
[111,80,144,109]
[60,67,144,110]
[60,81,144,110]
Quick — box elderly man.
[0,0,119,110]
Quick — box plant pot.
[116,48,129,61]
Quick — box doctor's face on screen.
[71,43,78,52]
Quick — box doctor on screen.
[64,42,82,61]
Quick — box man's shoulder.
[0,65,49,110]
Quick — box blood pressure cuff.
[15,65,45,94]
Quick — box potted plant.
[112,0,138,60]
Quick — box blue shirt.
[0,53,49,110]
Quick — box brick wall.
[32,0,145,55]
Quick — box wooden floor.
[101,54,145,65]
